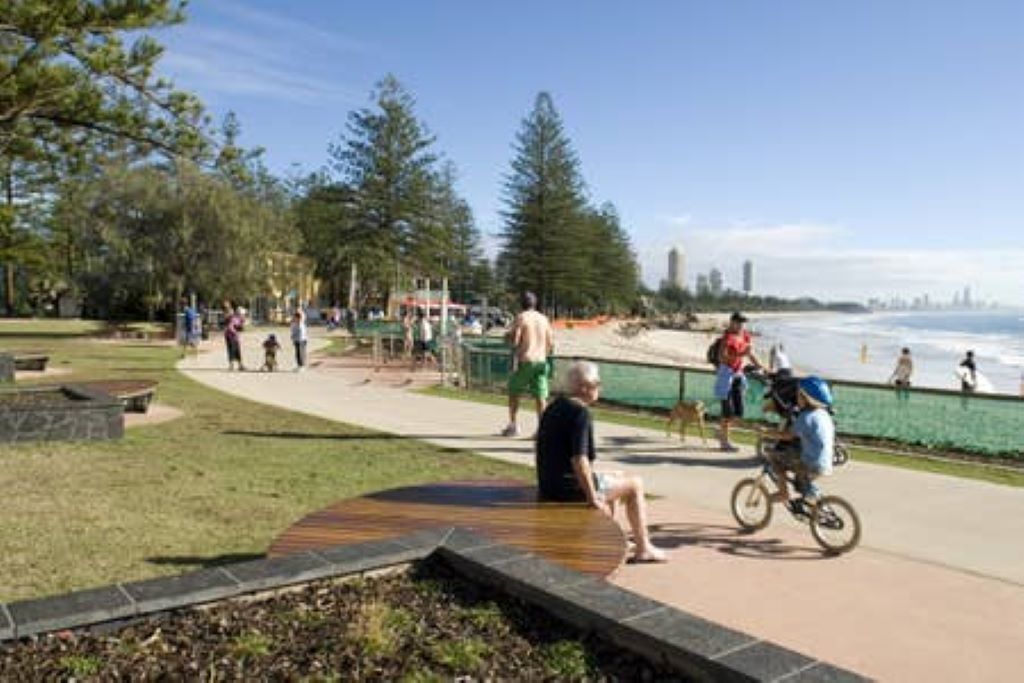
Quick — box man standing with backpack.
[713,312,764,451]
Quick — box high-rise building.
[963,286,972,309]
[709,268,723,296]
[696,273,710,296]
[667,247,686,290]
[742,260,753,294]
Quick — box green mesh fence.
[463,347,1024,457]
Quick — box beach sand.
[550,314,780,369]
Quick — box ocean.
[750,310,1024,396]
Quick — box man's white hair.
[567,360,600,395]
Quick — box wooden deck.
[269,479,628,578]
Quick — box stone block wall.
[0,385,123,444]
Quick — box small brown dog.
[666,399,707,444]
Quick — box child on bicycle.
[763,376,835,507]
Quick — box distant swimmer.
[889,347,913,402]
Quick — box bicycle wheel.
[730,478,773,531]
[810,495,861,554]
[833,440,851,466]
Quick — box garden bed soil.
[0,561,684,681]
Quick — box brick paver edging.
[0,529,864,682]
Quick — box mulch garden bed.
[0,561,685,681]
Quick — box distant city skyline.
[156,1,1024,306]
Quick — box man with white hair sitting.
[535,360,668,563]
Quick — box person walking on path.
[291,310,308,372]
[180,299,199,358]
[714,312,764,451]
[536,360,667,563]
[502,291,554,437]
[889,347,913,402]
[413,307,434,369]
[402,309,414,359]
[224,306,246,371]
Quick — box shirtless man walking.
[501,291,554,437]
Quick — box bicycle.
[730,441,862,554]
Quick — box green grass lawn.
[0,327,528,602]
[419,385,1024,489]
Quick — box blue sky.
[158,1,1023,305]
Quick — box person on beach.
[889,347,913,402]
[224,306,245,371]
[714,312,764,451]
[959,350,977,391]
[958,350,977,408]
[502,291,554,438]
[536,360,667,563]
[769,343,792,377]
[291,310,308,372]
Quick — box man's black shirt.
[535,396,595,501]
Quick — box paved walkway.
[180,331,1024,681]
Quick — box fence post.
[679,368,686,402]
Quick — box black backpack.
[706,336,723,366]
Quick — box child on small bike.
[762,376,835,507]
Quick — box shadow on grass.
[648,522,828,561]
[147,553,264,568]
[223,430,506,442]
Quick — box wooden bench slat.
[269,479,627,577]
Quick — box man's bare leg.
[605,476,666,562]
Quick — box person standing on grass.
[502,291,553,438]
[889,347,913,402]
[536,360,667,563]
[224,306,246,371]
[291,310,308,372]
[714,311,764,452]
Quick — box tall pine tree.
[500,92,638,316]
[328,75,437,302]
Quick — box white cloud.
[157,3,368,104]
[638,222,1024,306]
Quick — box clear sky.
[157,0,1023,306]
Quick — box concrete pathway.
[180,331,1024,681]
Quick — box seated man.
[535,360,667,563]
[763,376,835,507]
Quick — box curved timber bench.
[269,479,628,578]
[78,380,158,413]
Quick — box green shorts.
[508,361,549,399]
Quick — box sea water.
[751,310,1024,396]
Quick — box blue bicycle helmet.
[798,376,833,408]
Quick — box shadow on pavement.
[649,522,828,561]
[615,454,760,469]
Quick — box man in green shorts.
[502,291,554,437]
